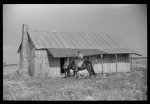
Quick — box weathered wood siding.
[28,45,35,76]
[34,50,61,77]
[34,50,47,77]
[47,56,60,77]
[34,50,130,77]
[107,54,116,73]
[90,55,102,74]
[103,54,109,73]
[89,54,130,74]
[117,54,130,72]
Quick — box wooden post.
[68,57,69,63]
[130,54,132,71]
[101,54,103,74]
[116,54,117,73]
[67,57,70,76]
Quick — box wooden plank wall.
[34,51,130,77]
[103,54,109,73]
[48,57,60,77]
[107,54,116,73]
[35,50,61,77]
[125,54,130,72]
[90,55,102,74]
[90,54,130,74]
[34,50,46,77]
[117,54,130,72]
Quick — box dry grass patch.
[3,58,147,100]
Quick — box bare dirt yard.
[3,58,147,100]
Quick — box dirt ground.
[3,58,147,100]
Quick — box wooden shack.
[17,24,141,77]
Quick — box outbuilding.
[17,24,141,77]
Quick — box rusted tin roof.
[27,29,141,56]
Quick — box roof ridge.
[28,28,109,35]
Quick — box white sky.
[3,4,147,64]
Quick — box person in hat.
[78,51,83,60]
[75,51,84,72]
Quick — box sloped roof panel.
[47,48,106,57]
[27,29,141,56]
[102,48,142,56]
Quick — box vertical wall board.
[96,55,102,73]
[117,54,121,72]
[127,54,130,71]
[101,54,103,74]
[124,54,126,72]
[126,54,129,71]
[124,54,130,72]
[124,55,126,72]
[106,55,110,73]
[123,55,126,72]
[119,55,121,72]
[122,54,126,72]
[34,50,47,77]
[123,55,125,72]
[127,54,130,72]
[34,50,39,76]
[47,56,60,77]
[89,55,102,74]
[107,55,111,73]
[28,45,35,76]
[121,55,124,72]
[124,54,127,72]
[107,54,114,73]
[107,55,110,73]
[40,50,49,77]
[119,54,123,72]
[95,56,101,74]
[110,54,116,73]
[103,55,108,73]
[117,54,130,72]
[34,50,42,76]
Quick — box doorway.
[60,57,67,74]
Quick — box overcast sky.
[3,4,147,64]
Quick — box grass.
[3,58,147,100]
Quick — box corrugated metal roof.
[27,29,141,56]
[47,48,107,57]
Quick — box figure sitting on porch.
[75,51,84,71]
[63,58,70,76]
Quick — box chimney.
[20,24,29,77]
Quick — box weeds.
[3,58,147,100]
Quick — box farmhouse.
[18,24,141,77]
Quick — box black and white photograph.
[3,4,147,100]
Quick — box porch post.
[116,54,117,73]
[130,54,132,71]
[101,54,103,74]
